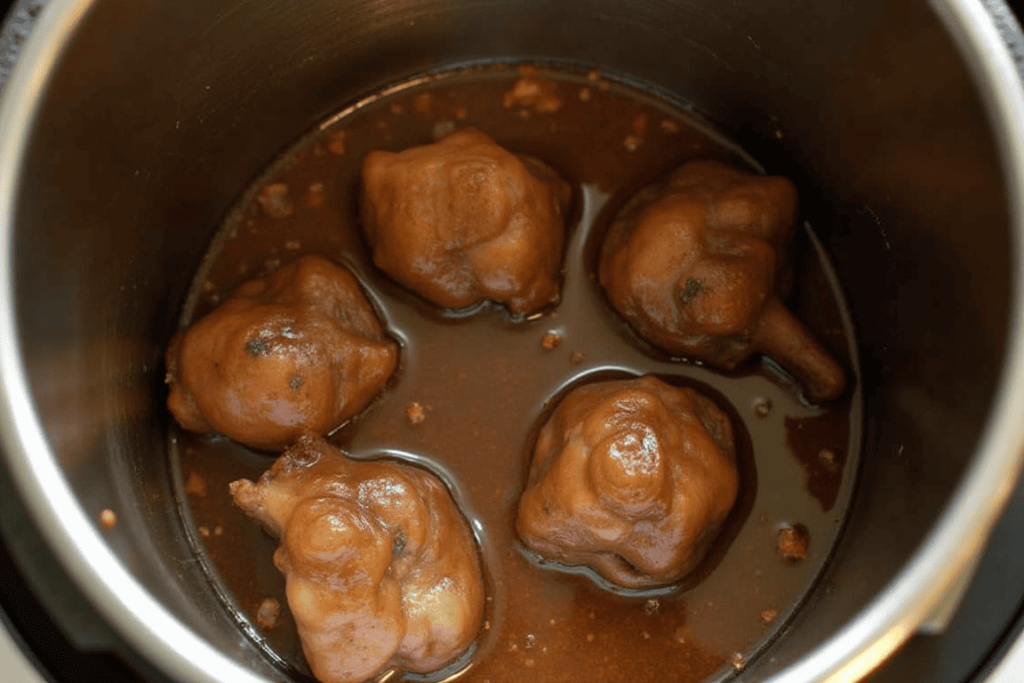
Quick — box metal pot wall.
[1,0,1023,681]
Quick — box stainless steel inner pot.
[2,0,1024,681]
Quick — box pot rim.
[0,1,1022,682]
[764,0,1024,679]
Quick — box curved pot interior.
[2,0,1014,680]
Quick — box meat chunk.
[230,436,484,683]
[166,255,398,451]
[360,128,571,315]
[516,375,739,589]
[598,160,846,403]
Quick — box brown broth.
[169,64,862,683]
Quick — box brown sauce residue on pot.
[170,64,861,683]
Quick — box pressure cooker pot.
[1,0,1023,682]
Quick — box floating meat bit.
[516,375,739,589]
[502,77,564,114]
[166,255,399,451]
[230,436,485,683]
[360,128,571,315]
[598,160,846,403]
[256,597,281,630]
[541,330,563,350]
[752,396,773,419]
[406,401,427,425]
[256,182,294,218]
[776,524,810,564]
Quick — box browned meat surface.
[598,160,846,403]
[230,436,485,683]
[516,375,739,589]
[166,255,398,451]
[360,128,571,315]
